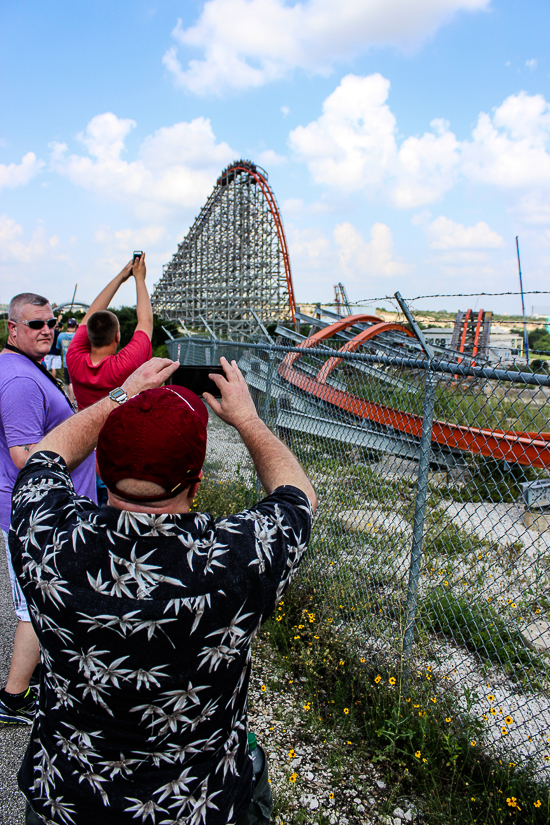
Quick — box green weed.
[420,587,547,685]
[192,467,258,517]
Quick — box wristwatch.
[109,387,128,405]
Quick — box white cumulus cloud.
[0,214,65,264]
[290,74,460,206]
[511,194,550,226]
[50,113,236,222]
[94,224,170,252]
[0,214,75,299]
[461,91,550,188]
[256,149,287,167]
[290,74,398,193]
[163,0,490,95]
[0,152,44,189]
[425,216,504,249]
[393,118,460,207]
[334,221,410,279]
[288,224,331,262]
[290,76,550,207]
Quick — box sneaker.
[0,687,37,725]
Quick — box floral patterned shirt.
[10,452,312,825]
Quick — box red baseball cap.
[97,386,208,502]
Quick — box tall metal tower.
[151,160,296,338]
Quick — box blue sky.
[1,0,549,316]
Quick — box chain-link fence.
[166,327,550,778]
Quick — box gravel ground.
[0,532,29,825]
[203,406,256,481]
[1,408,546,821]
[248,638,419,825]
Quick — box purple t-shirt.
[0,352,96,531]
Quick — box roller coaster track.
[221,163,296,322]
[278,315,550,469]
[152,159,296,337]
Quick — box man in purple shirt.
[0,292,96,725]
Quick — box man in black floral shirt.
[9,356,316,825]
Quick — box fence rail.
[166,333,550,779]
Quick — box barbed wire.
[348,290,550,305]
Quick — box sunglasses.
[15,318,57,331]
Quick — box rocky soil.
[248,637,421,825]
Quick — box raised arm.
[204,358,317,511]
[29,358,179,471]
[133,253,153,339]
[80,260,134,325]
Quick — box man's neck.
[90,344,117,366]
[3,335,41,363]
[107,496,192,515]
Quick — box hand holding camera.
[132,251,146,281]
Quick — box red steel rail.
[471,309,484,365]
[219,163,297,322]
[278,316,550,469]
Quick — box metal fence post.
[262,349,275,427]
[402,369,437,668]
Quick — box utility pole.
[516,236,530,365]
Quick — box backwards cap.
[97,386,208,503]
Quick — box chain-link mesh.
[166,331,550,776]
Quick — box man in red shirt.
[67,253,153,410]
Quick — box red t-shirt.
[66,325,152,410]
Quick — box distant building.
[423,326,523,362]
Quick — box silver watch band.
[109,387,128,405]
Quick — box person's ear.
[116,331,121,345]
[188,480,200,502]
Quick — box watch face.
[111,388,126,402]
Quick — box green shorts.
[236,746,273,824]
